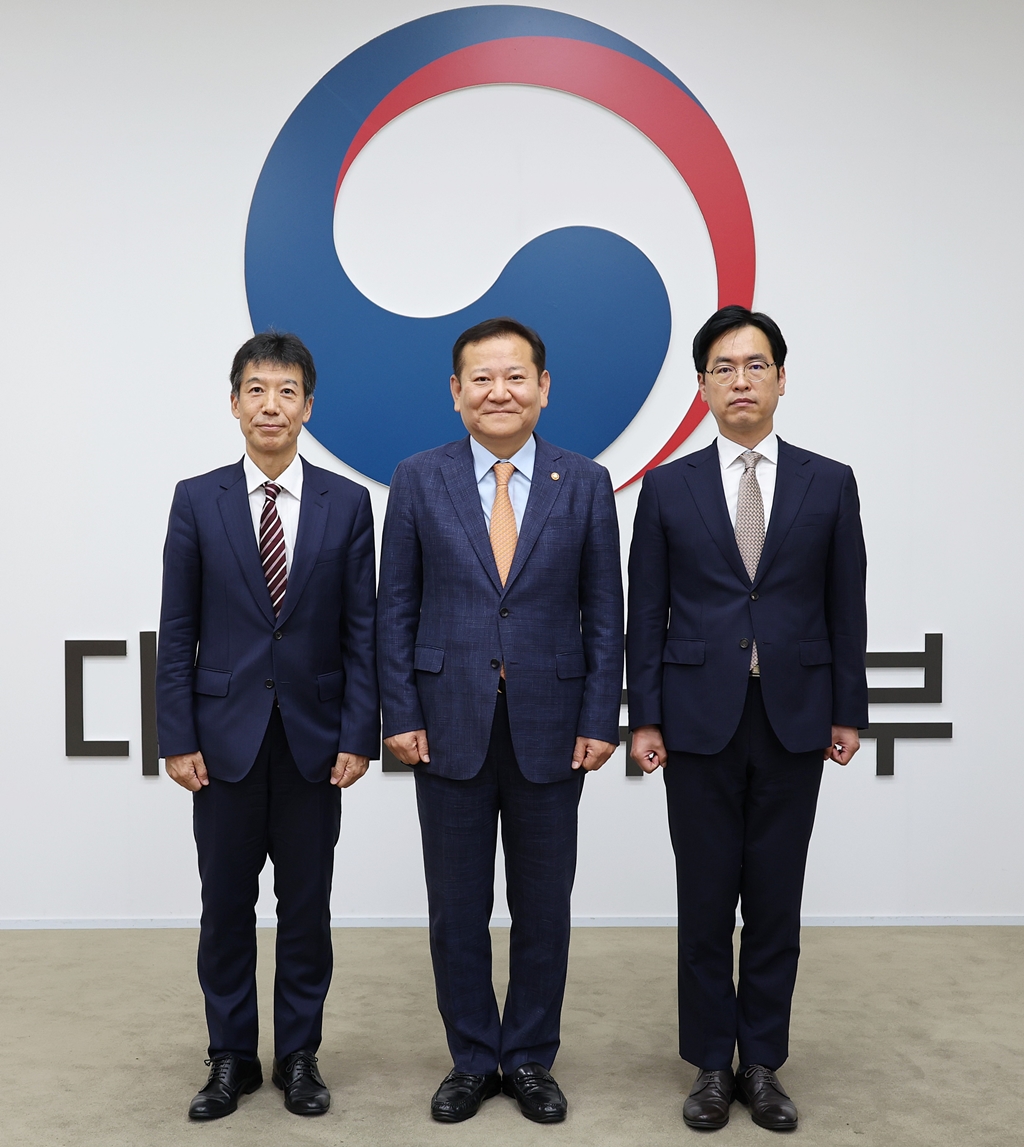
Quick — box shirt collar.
[716,431,778,469]
[243,451,304,499]
[470,433,537,485]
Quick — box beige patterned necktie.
[490,462,518,586]
[735,451,765,672]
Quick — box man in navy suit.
[627,307,867,1132]
[157,332,378,1121]
[378,317,623,1124]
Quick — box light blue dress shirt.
[470,434,536,532]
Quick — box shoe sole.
[683,1114,729,1130]
[502,1091,567,1124]
[735,1091,797,1131]
[283,1102,329,1116]
[432,1107,483,1123]
[516,1108,567,1124]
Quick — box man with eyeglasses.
[626,306,868,1132]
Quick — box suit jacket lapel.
[274,458,329,629]
[502,436,565,595]
[218,460,277,626]
[753,439,812,588]
[440,438,505,595]
[681,443,752,586]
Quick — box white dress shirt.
[470,434,536,532]
[243,452,303,573]
[716,432,778,528]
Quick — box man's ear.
[777,365,786,396]
[230,393,241,420]
[697,373,710,405]
[302,396,314,423]
[450,374,463,412]
[539,369,551,408]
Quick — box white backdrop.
[1,0,1021,926]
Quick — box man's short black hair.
[230,331,317,399]
[692,306,788,373]
[452,317,546,378]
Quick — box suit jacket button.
[739,639,750,649]
[274,630,283,639]
[265,678,275,689]
[490,658,501,669]
[750,592,759,601]
[500,608,509,618]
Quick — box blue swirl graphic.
[246,7,678,484]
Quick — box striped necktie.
[260,482,287,617]
[735,451,764,672]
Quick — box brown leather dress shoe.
[501,1063,568,1123]
[683,1067,735,1130]
[735,1064,798,1130]
[188,1054,262,1120]
[430,1069,502,1122]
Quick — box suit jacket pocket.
[662,639,706,666]
[555,652,587,679]
[799,639,833,666]
[315,545,345,565]
[318,670,345,701]
[194,667,231,696]
[414,645,445,673]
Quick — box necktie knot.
[493,461,515,487]
[264,481,280,502]
[741,450,762,473]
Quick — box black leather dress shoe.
[272,1051,330,1115]
[501,1063,568,1123]
[188,1054,262,1120]
[735,1065,798,1130]
[683,1067,735,1130]
[430,1069,502,1122]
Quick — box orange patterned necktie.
[490,461,518,585]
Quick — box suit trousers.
[414,688,584,1075]
[663,677,823,1071]
[192,704,341,1061]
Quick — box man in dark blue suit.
[627,307,867,1132]
[156,332,378,1121]
[378,317,623,1124]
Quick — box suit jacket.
[377,434,624,783]
[626,438,868,755]
[156,456,379,782]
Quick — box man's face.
[450,334,550,449]
[231,360,312,458]
[697,325,785,439]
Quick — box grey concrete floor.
[0,926,1021,1146]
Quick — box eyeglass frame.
[701,360,778,386]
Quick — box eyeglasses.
[703,361,776,386]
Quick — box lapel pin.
[550,472,560,481]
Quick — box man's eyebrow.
[709,353,770,365]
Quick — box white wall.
[1,0,1021,925]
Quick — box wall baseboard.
[1,914,1023,929]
